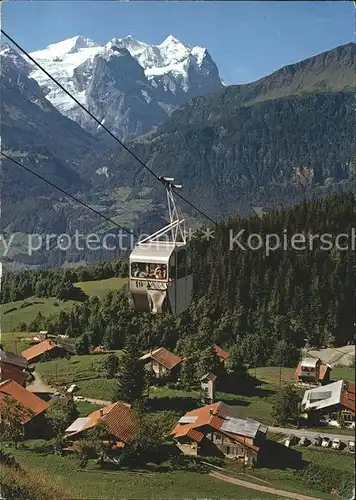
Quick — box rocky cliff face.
[27,34,223,140]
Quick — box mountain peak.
[161,35,183,46]
[35,36,99,58]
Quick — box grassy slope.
[0,278,127,333]
[75,277,127,299]
[224,446,354,500]
[0,331,34,353]
[0,297,76,332]
[8,443,279,499]
[36,352,122,400]
[252,366,355,384]
[36,362,355,420]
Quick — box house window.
[214,433,221,443]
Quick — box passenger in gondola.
[154,265,163,279]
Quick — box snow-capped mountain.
[24,34,223,140]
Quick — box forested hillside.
[2,43,354,267]
[97,91,354,221]
[3,193,353,367]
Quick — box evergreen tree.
[113,341,145,404]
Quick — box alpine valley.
[1,36,355,267]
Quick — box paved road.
[269,426,355,442]
[210,471,322,500]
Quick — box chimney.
[100,409,103,417]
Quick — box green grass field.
[74,277,127,299]
[36,352,121,400]
[8,442,280,499]
[75,400,102,417]
[0,297,76,333]
[0,331,34,353]
[1,278,127,334]
[223,445,354,500]
[250,365,355,384]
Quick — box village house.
[171,401,268,466]
[64,401,136,450]
[295,357,331,386]
[0,379,49,438]
[21,339,67,364]
[0,348,28,386]
[212,344,230,365]
[139,347,183,379]
[300,379,355,426]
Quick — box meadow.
[8,442,282,499]
[1,277,127,333]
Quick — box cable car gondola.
[129,178,193,314]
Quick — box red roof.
[340,381,355,414]
[0,363,27,386]
[212,344,230,360]
[294,361,330,380]
[172,401,263,452]
[21,339,59,362]
[186,429,205,443]
[141,347,183,370]
[0,380,49,423]
[66,401,136,443]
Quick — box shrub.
[294,463,354,497]
[1,464,73,499]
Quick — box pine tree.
[113,341,145,404]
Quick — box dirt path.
[26,371,55,394]
[209,471,321,500]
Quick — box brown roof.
[212,344,230,360]
[21,339,59,362]
[294,361,330,380]
[0,380,49,422]
[340,381,355,414]
[319,364,331,381]
[143,347,183,370]
[186,429,205,443]
[200,372,217,382]
[0,349,28,369]
[172,401,264,451]
[66,401,136,443]
[0,363,27,386]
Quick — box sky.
[1,1,354,84]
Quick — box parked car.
[73,395,86,402]
[52,392,64,399]
[285,434,298,447]
[348,440,355,453]
[299,436,310,447]
[313,436,322,446]
[332,438,341,450]
[321,437,330,448]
